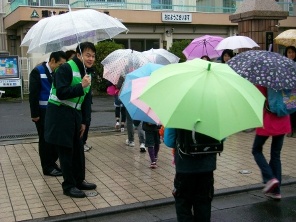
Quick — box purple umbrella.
[182,35,224,60]
[227,50,296,90]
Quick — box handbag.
[107,85,119,96]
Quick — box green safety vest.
[48,60,90,110]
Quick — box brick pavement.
[0,131,295,222]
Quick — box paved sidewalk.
[0,131,296,222]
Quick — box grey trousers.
[126,110,145,143]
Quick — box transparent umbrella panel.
[22,9,128,54]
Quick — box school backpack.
[267,88,296,117]
[176,129,223,155]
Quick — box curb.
[26,179,296,222]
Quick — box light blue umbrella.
[119,63,163,124]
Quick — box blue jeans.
[252,134,284,193]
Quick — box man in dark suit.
[44,42,96,198]
[29,51,67,176]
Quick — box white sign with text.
[162,13,192,23]
[0,79,21,87]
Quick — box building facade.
[0,0,296,93]
[2,0,296,58]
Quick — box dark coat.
[44,56,92,148]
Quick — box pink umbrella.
[130,76,161,124]
[183,35,224,60]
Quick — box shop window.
[131,39,145,51]
[114,39,128,49]
[115,39,160,51]
[146,39,160,50]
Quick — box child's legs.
[145,131,155,162]
[154,131,160,158]
[137,122,145,144]
[115,107,120,120]
[126,110,134,142]
[120,106,126,123]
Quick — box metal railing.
[5,0,296,16]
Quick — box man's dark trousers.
[34,108,59,174]
[56,128,85,192]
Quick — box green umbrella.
[139,59,265,141]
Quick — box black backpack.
[176,129,223,155]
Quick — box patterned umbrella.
[102,49,149,85]
[227,50,296,90]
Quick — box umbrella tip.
[207,63,211,71]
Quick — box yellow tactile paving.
[0,131,295,221]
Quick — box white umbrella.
[142,48,180,65]
[215,36,259,51]
[22,8,128,54]
[21,16,52,47]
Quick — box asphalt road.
[71,184,296,222]
[0,96,116,138]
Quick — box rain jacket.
[256,85,291,136]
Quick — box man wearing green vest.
[44,42,96,198]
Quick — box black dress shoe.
[44,169,62,177]
[63,187,86,198]
[77,181,97,190]
[54,164,62,172]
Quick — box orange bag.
[159,125,164,137]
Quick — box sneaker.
[84,144,92,152]
[140,143,146,152]
[120,124,125,132]
[263,178,279,193]
[150,162,157,169]
[125,139,135,147]
[129,141,135,147]
[265,193,282,200]
[115,122,120,129]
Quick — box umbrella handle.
[192,130,197,144]
[192,121,200,144]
